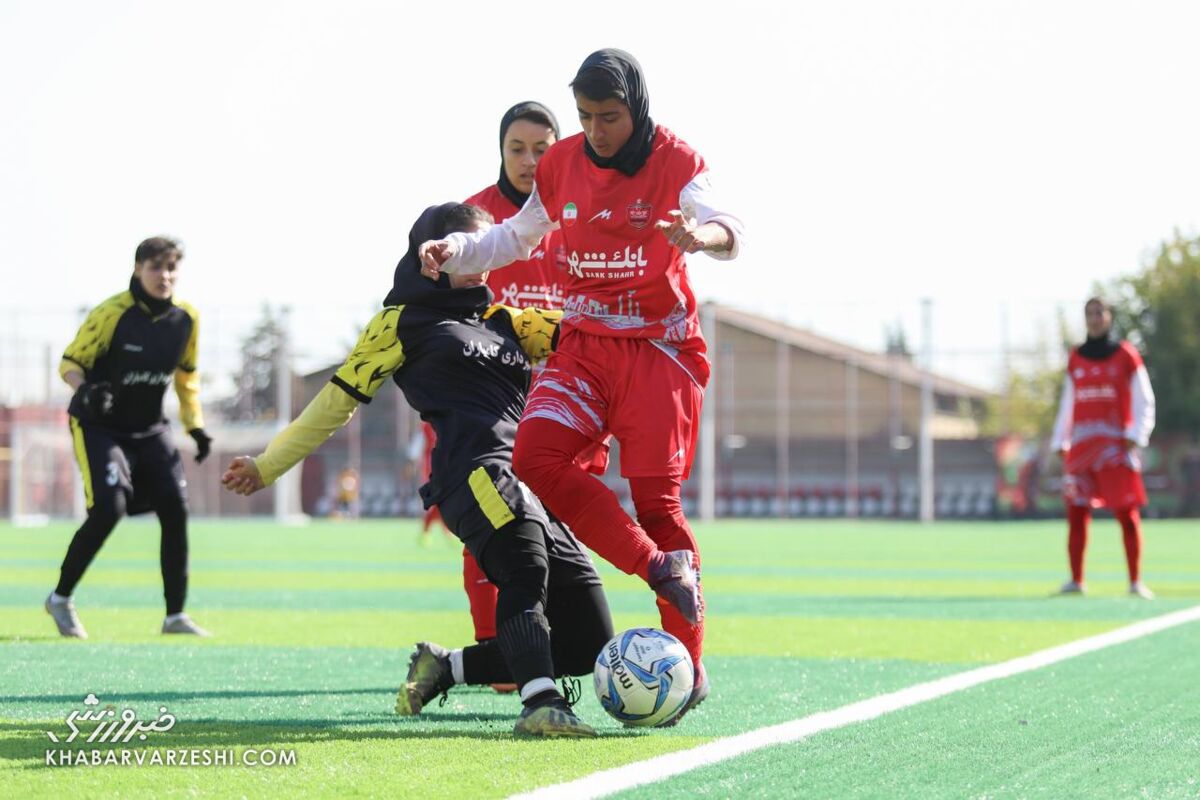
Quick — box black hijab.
[1078,333,1120,361]
[382,203,492,311]
[572,48,657,176]
[496,101,560,209]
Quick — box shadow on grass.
[0,713,642,764]
[0,687,401,706]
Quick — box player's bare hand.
[221,456,265,496]
[1056,448,1068,461]
[654,210,705,253]
[418,240,456,281]
[1123,439,1138,452]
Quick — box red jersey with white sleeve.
[442,126,744,382]
[467,183,610,475]
[1050,341,1155,508]
[465,184,565,309]
[535,127,716,349]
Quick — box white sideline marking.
[511,604,1200,800]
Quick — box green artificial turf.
[1,518,1197,798]
[618,618,1200,800]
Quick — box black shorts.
[69,418,187,516]
[436,463,600,590]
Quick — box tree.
[1105,231,1200,439]
[883,321,913,361]
[222,304,289,422]
[980,315,1072,439]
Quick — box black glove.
[188,428,213,463]
[75,382,114,420]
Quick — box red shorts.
[1063,464,1147,510]
[523,331,706,479]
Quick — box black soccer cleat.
[513,697,596,738]
[395,641,454,715]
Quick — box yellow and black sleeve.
[483,304,563,364]
[330,306,407,403]
[173,300,204,431]
[59,291,135,380]
[253,307,407,486]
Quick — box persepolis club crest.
[627,200,652,229]
[562,202,578,227]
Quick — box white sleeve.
[679,171,745,261]
[1126,365,1155,446]
[1050,376,1074,451]
[441,187,558,275]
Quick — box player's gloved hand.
[75,382,114,420]
[188,428,213,463]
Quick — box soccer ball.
[594,627,694,727]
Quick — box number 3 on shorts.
[105,461,120,487]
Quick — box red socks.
[630,476,704,669]
[1067,504,1090,584]
[513,418,657,580]
[513,418,706,668]
[462,548,498,641]
[1115,507,1142,584]
[1067,504,1144,584]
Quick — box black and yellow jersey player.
[46,236,214,640]
[222,203,614,738]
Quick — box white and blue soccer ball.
[594,627,694,727]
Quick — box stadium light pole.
[845,356,859,518]
[274,307,307,525]
[44,343,53,405]
[698,303,717,522]
[8,421,20,524]
[919,298,935,523]
[776,337,790,517]
[1001,301,1011,435]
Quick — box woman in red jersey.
[1051,297,1156,598]
[469,101,565,310]
[418,49,746,724]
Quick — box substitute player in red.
[469,101,565,311]
[1050,297,1156,598]
[419,49,745,722]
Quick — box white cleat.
[1058,580,1086,595]
[1129,581,1155,599]
[162,613,211,636]
[45,594,88,639]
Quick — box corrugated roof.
[711,303,992,400]
[302,302,993,400]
